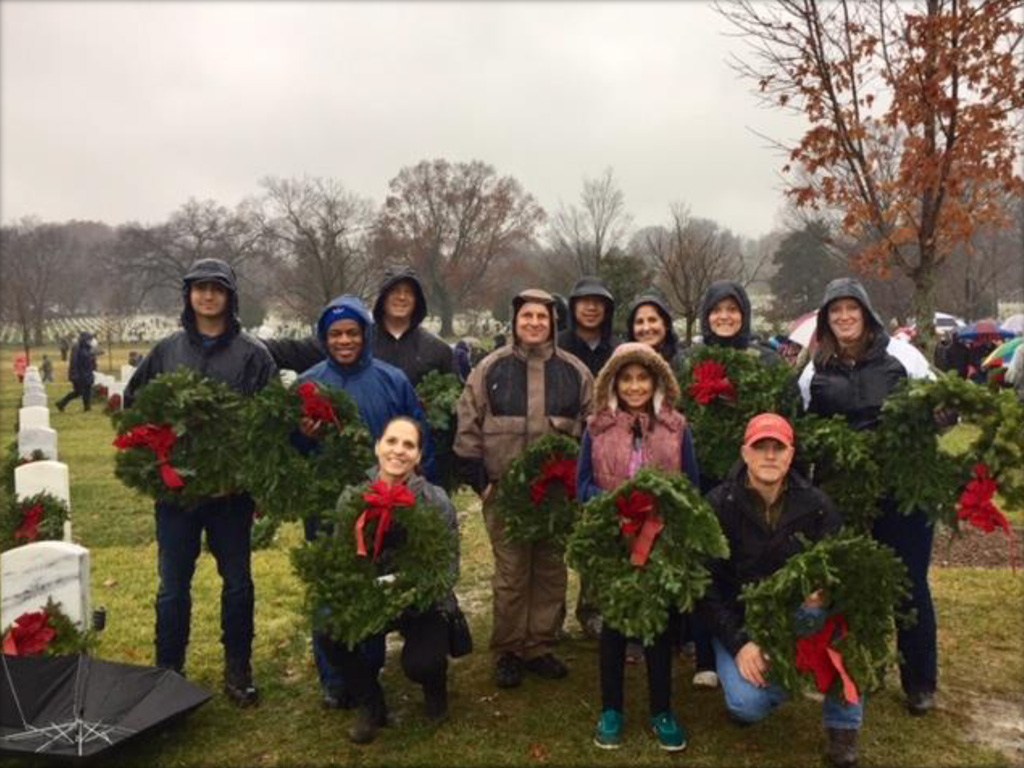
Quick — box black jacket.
[556,275,619,377]
[125,258,278,406]
[678,281,781,366]
[698,461,842,656]
[68,332,97,385]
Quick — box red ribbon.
[795,614,860,705]
[13,503,44,543]
[616,490,664,567]
[688,360,737,405]
[529,456,577,507]
[957,463,1017,571]
[296,382,341,430]
[1,610,56,656]
[355,480,416,560]
[113,423,185,489]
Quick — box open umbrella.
[1,653,212,758]
[1001,313,1024,335]
[788,311,818,349]
[983,337,1024,369]
[956,319,1016,342]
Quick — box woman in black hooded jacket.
[678,281,781,367]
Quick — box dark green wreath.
[415,370,463,493]
[740,533,911,702]
[494,432,580,546]
[566,467,729,645]
[240,379,373,523]
[0,491,69,552]
[1,597,97,656]
[291,482,456,648]
[111,367,246,508]
[874,373,1024,527]
[250,514,280,550]
[677,346,800,483]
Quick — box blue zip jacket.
[297,295,436,482]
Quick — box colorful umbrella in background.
[983,337,1024,369]
[1000,314,1024,335]
[955,319,1016,342]
[788,311,818,349]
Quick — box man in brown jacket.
[455,288,594,688]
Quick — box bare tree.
[548,167,633,277]
[0,218,73,348]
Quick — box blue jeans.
[155,494,255,669]
[305,516,386,694]
[713,609,864,730]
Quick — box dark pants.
[321,608,449,713]
[600,625,673,716]
[872,502,937,695]
[304,517,386,694]
[154,494,255,670]
[677,611,716,672]
[57,380,92,411]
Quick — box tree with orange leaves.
[718,0,1024,344]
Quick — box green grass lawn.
[2,345,1022,767]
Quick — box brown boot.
[825,727,859,768]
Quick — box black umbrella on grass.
[1,653,212,758]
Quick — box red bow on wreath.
[296,382,341,430]
[688,360,737,405]
[355,480,416,560]
[795,613,860,705]
[529,456,577,506]
[113,423,185,489]
[958,463,1017,571]
[1,610,55,656]
[616,489,664,567]
[13,503,43,543]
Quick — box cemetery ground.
[2,345,1022,768]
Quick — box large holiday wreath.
[494,433,580,545]
[112,368,245,507]
[566,467,729,644]
[240,380,373,523]
[0,491,69,552]
[291,479,456,648]
[415,370,463,493]
[740,534,911,703]
[676,347,800,482]
[1,597,97,656]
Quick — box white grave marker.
[120,364,136,383]
[15,460,71,541]
[17,427,58,461]
[18,406,50,430]
[1,542,91,631]
[21,392,47,408]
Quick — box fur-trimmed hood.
[593,341,681,414]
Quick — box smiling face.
[741,437,795,487]
[574,296,606,332]
[189,281,229,320]
[384,280,417,323]
[376,418,423,484]
[827,298,866,346]
[709,296,743,338]
[515,301,552,347]
[632,304,667,348]
[326,319,364,365]
[615,362,655,413]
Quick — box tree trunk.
[437,292,455,338]
[911,257,938,358]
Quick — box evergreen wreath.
[112,367,246,508]
[250,513,280,550]
[415,370,464,493]
[0,491,69,552]
[1,597,97,656]
[566,467,729,644]
[740,533,911,703]
[291,480,456,648]
[240,379,373,523]
[494,432,580,545]
[676,346,801,482]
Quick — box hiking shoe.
[650,711,687,752]
[524,653,568,680]
[825,727,859,768]
[593,709,623,750]
[224,660,259,708]
[692,670,720,689]
[348,704,387,744]
[907,690,935,716]
[496,653,524,689]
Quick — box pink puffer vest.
[589,406,687,491]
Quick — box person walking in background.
[56,331,98,412]
[13,352,28,383]
[58,334,70,362]
[40,354,54,383]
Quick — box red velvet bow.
[13,503,44,543]
[296,382,340,430]
[795,614,860,705]
[958,463,1017,570]
[616,489,664,567]
[529,456,577,506]
[355,480,416,560]
[688,360,737,405]
[113,423,185,489]
[1,610,55,656]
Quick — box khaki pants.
[482,498,567,660]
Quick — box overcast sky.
[1,1,810,239]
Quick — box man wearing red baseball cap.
[698,413,860,768]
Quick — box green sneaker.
[650,711,687,752]
[594,709,623,749]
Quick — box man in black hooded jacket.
[125,258,277,708]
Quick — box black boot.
[224,657,259,707]
[424,678,448,720]
[348,691,387,744]
[825,727,859,768]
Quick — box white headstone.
[17,427,58,461]
[15,461,70,507]
[21,392,47,408]
[120,364,136,383]
[23,378,44,391]
[18,406,50,430]
[1,542,91,631]
[24,366,39,376]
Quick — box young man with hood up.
[124,258,278,707]
[294,294,436,709]
[455,288,594,689]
